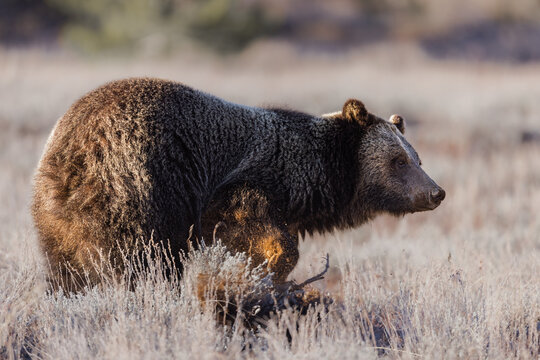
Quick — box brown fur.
[32,78,444,292]
[33,79,161,289]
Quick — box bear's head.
[340,99,445,219]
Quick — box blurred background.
[3,0,540,59]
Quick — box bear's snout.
[417,186,445,211]
[410,184,445,212]
[429,187,446,206]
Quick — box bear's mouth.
[413,202,440,212]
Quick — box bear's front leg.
[248,223,299,283]
[202,187,299,283]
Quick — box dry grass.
[0,42,539,359]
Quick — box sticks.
[240,254,332,327]
[289,253,330,291]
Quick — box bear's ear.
[342,99,369,125]
[389,114,406,134]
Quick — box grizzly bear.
[32,78,445,291]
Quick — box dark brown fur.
[32,78,444,291]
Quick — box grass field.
[0,42,539,359]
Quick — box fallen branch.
[289,253,329,291]
[240,253,332,328]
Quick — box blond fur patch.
[321,111,341,118]
[257,234,283,268]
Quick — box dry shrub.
[181,239,272,325]
[0,249,44,359]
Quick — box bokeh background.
[1,1,539,358]
[4,0,540,58]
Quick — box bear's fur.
[32,78,444,290]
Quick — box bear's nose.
[430,188,446,204]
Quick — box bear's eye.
[392,155,409,169]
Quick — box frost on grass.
[0,249,44,360]
[182,239,333,329]
[0,236,538,359]
[0,239,331,359]
[0,239,386,359]
[183,239,272,319]
[28,241,247,359]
